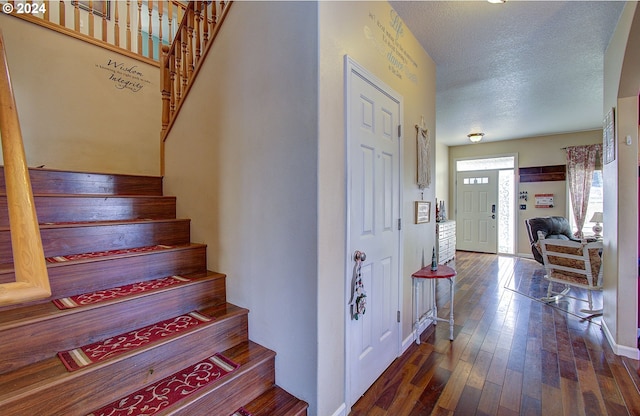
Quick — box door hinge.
[398,125,402,138]
[397,218,402,230]
[397,311,401,323]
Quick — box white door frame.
[453,154,518,255]
[344,55,403,410]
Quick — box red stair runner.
[46,244,175,263]
[58,311,212,371]
[86,353,239,416]
[52,275,192,309]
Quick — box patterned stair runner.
[86,353,239,416]
[46,244,176,263]
[52,275,192,310]
[58,311,212,371]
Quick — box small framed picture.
[415,201,431,224]
[73,1,111,19]
[603,107,615,164]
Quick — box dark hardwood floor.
[350,251,640,416]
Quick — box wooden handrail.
[160,1,233,174]
[0,31,51,306]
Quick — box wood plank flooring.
[350,251,640,416]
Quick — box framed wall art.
[73,1,111,19]
[603,107,615,164]
[415,201,431,224]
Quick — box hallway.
[350,252,640,415]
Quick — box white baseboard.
[330,403,347,416]
[402,332,414,353]
[602,319,640,360]
[402,315,435,352]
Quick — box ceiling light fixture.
[467,133,485,143]
[488,0,507,3]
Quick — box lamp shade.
[590,212,603,223]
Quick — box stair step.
[0,166,163,196]
[0,304,250,416]
[0,218,191,264]
[156,341,276,416]
[0,271,227,372]
[0,194,176,226]
[0,243,209,306]
[239,386,308,416]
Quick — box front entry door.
[456,170,498,253]
[346,58,401,406]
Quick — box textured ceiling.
[389,1,626,146]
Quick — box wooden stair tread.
[0,304,250,406]
[0,272,229,373]
[241,385,308,416]
[0,242,203,272]
[0,166,164,196]
[0,194,177,227]
[0,340,271,416]
[0,271,226,327]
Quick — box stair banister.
[160,1,233,174]
[0,30,51,306]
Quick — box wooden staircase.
[0,167,307,416]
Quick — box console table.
[411,264,456,343]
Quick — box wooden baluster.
[43,0,50,21]
[114,1,120,46]
[202,1,209,48]
[147,0,153,59]
[167,0,173,42]
[210,0,217,34]
[161,45,170,134]
[181,24,188,93]
[194,1,201,64]
[59,1,65,27]
[102,1,108,41]
[186,7,194,77]
[137,0,142,55]
[73,0,79,31]
[174,32,182,106]
[157,1,163,52]
[126,0,131,51]
[169,48,176,115]
[88,0,94,38]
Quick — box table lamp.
[590,212,603,238]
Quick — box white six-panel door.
[346,58,401,406]
[455,170,498,253]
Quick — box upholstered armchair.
[524,216,580,264]
[536,231,603,316]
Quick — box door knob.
[354,251,367,261]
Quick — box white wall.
[163,1,319,412]
[319,2,436,414]
[0,14,160,175]
[166,2,436,415]
[602,1,639,359]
